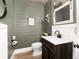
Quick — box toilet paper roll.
[12,36,16,40]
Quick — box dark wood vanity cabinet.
[40,38,73,59]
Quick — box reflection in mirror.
[0,0,7,19]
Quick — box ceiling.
[30,0,48,4]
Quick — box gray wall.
[0,0,15,58]
[0,0,44,58]
[44,0,53,35]
[14,0,44,49]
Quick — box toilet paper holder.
[11,36,18,47]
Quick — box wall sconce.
[44,13,50,23]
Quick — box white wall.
[0,24,8,59]
[52,24,76,41]
[76,0,79,43]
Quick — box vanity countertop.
[41,36,74,45]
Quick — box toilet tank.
[0,23,8,59]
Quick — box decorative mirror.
[53,1,74,25]
[0,0,7,19]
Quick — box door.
[0,24,8,59]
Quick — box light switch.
[29,17,35,26]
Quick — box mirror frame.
[53,1,74,25]
[0,0,7,19]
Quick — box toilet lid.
[32,42,42,48]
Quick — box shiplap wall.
[14,0,44,49]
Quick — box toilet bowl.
[32,42,42,56]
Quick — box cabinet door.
[56,43,73,59]
[42,46,48,59]
[48,50,55,59]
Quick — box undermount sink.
[41,36,74,45]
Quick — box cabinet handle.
[74,44,79,48]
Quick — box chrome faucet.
[54,30,62,38]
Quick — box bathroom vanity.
[40,36,73,59]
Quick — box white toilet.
[32,42,42,56]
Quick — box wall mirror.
[53,0,74,25]
[0,0,7,19]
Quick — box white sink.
[41,36,73,45]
